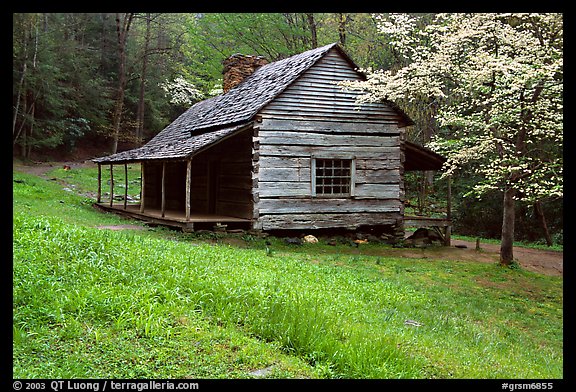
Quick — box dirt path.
[13,160,95,178]
[450,239,563,277]
[346,237,562,277]
[14,160,563,277]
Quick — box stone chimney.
[222,54,268,93]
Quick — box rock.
[247,229,268,238]
[284,237,303,246]
[303,234,318,244]
[213,223,227,232]
[365,234,381,243]
[249,365,275,378]
[409,228,435,239]
[405,228,443,247]
[404,319,424,327]
[409,236,432,248]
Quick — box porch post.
[185,159,192,221]
[97,163,101,203]
[123,163,128,210]
[161,161,166,218]
[140,162,145,213]
[109,164,114,207]
[445,175,452,246]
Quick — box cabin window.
[312,158,355,198]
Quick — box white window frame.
[311,155,356,198]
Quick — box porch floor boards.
[404,215,451,228]
[94,203,250,228]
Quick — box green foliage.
[403,171,449,218]
[339,13,563,258]
[11,12,414,154]
[516,199,563,244]
[13,13,115,155]
[452,188,503,239]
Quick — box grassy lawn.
[12,168,563,379]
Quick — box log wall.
[254,48,406,231]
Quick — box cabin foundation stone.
[182,222,195,233]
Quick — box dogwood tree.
[159,76,204,106]
[341,13,563,265]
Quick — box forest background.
[11,12,563,246]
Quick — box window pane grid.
[315,159,352,197]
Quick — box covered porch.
[403,141,452,246]
[92,124,255,232]
[93,156,253,231]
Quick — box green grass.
[451,234,563,252]
[47,163,143,202]
[13,168,563,379]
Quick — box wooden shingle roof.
[93,122,253,163]
[93,43,414,164]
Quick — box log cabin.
[93,42,450,243]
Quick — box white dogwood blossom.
[340,13,563,203]
[159,76,204,106]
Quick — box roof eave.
[93,122,254,165]
[404,141,446,171]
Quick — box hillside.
[12,166,563,380]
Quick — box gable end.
[259,46,411,127]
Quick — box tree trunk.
[136,13,151,143]
[20,94,27,157]
[110,73,125,154]
[26,103,35,159]
[306,13,317,48]
[13,22,28,143]
[417,172,426,215]
[111,13,133,154]
[534,201,553,246]
[338,13,348,47]
[13,60,27,141]
[415,108,436,211]
[500,187,516,265]
[26,20,39,159]
[99,13,108,70]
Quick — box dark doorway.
[207,160,220,214]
